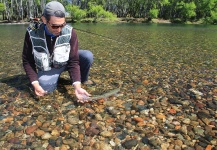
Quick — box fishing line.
[29,19,138,50]
[74,27,123,43]
[30,19,139,51]
[74,27,138,50]
[74,27,142,84]
[74,26,166,67]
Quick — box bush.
[88,5,116,22]
[202,10,217,24]
[149,9,159,19]
[209,10,217,24]
[66,5,87,22]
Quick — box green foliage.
[35,0,40,6]
[205,10,217,24]
[210,10,217,24]
[162,0,170,5]
[66,5,87,21]
[149,9,159,19]
[175,1,196,22]
[183,2,196,20]
[88,4,116,21]
[0,3,5,12]
[199,0,217,24]
[0,0,217,24]
[88,5,104,17]
[184,2,196,19]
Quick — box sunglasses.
[48,22,66,29]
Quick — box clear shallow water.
[0,23,216,89]
[73,23,217,69]
[0,23,216,149]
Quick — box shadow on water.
[0,74,30,91]
[0,74,36,101]
[0,74,76,103]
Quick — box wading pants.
[38,50,93,92]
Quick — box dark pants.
[79,50,93,83]
[38,50,93,92]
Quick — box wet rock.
[100,131,113,137]
[1,59,217,150]
[122,139,138,149]
[114,126,122,132]
[48,139,56,147]
[142,136,149,144]
[156,113,166,119]
[25,125,38,135]
[56,137,63,147]
[197,111,211,119]
[34,129,45,137]
[117,131,127,140]
[67,117,79,125]
[148,138,161,148]
[95,113,103,120]
[206,101,217,109]
[8,137,21,144]
[92,141,112,150]
[41,133,52,140]
[182,118,191,124]
[107,107,120,116]
[51,129,60,136]
[85,122,101,136]
[168,98,183,105]
[10,144,27,149]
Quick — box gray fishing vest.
[27,23,72,71]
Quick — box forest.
[0,0,216,24]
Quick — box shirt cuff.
[72,81,81,85]
[31,81,39,85]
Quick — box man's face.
[45,16,66,36]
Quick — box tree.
[158,0,170,19]
[179,2,196,22]
[0,0,216,24]
[149,8,159,19]
[66,4,87,22]
[169,1,196,23]
[127,0,143,18]
[209,10,217,24]
[197,0,217,24]
[88,3,116,22]
[0,3,5,20]
[4,0,12,21]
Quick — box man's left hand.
[75,88,91,103]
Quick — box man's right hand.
[32,81,47,96]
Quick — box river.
[0,22,216,149]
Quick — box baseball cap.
[43,1,65,17]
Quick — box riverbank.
[78,17,205,24]
[0,18,203,25]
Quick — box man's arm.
[67,29,81,86]
[22,31,47,96]
[67,28,91,102]
[22,31,38,83]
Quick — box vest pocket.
[33,49,51,71]
[53,43,70,68]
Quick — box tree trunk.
[4,0,11,21]
[28,0,33,18]
[41,0,45,15]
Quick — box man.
[22,1,93,103]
